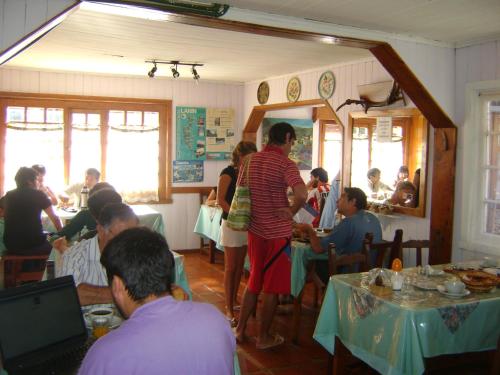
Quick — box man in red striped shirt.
[235,122,307,350]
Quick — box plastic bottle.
[80,185,89,209]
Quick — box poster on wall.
[262,118,313,170]
[173,160,204,183]
[176,106,206,160]
[205,108,235,160]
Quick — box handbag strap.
[263,238,291,273]
[237,155,252,187]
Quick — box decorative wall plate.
[318,70,335,99]
[286,77,301,102]
[257,81,269,104]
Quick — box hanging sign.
[376,117,392,143]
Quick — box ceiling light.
[148,62,157,78]
[145,60,203,81]
[192,66,200,81]
[171,65,180,78]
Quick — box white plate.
[436,285,471,298]
[314,231,328,238]
[412,279,438,290]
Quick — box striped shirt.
[57,236,108,287]
[246,145,304,239]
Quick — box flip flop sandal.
[256,333,284,350]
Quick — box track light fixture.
[192,65,200,81]
[145,60,204,80]
[171,64,180,78]
[147,62,157,78]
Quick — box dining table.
[43,204,166,239]
[313,264,500,375]
[193,204,224,263]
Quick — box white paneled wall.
[244,57,432,264]
[454,40,500,261]
[0,67,244,251]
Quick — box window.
[461,81,500,256]
[0,93,172,203]
[319,122,342,183]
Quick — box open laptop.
[0,276,89,375]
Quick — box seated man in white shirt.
[56,201,138,305]
[58,168,100,208]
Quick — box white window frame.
[460,80,500,256]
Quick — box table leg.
[291,290,304,345]
[332,336,349,375]
[209,240,216,264]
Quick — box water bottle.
[46,260,55,280]
[80,185,89,209]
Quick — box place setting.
[82,304,123,338]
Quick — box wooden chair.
[1,253,49,288]
[364,229,403,269]
[292,243,369,344]
[402,239,430,266]
[328,243,369,275]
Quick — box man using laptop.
[78,227,236,375]
[56,200,138,305]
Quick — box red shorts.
[247,231,291,294]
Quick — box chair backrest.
[402,239,429,266]
[328,243,369,275]
[2,254,49,288]
[364,229,403,269]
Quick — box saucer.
[437,285,471,298]
[84,315,122,330]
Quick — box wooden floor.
[183,251,330,375]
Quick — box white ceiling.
[216,0,500,46]
[5,5,370,83]
[6,1,500,82]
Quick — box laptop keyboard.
[11,338,95,375]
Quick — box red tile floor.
[183,251,330,375]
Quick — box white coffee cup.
[444,280,465,294]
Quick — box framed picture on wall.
[257,81,269,104]
[286,77,301,102]
[318,70,335,99]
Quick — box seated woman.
[3,167,62,256]
[393,165,409,189]
[55,182,115,241]
[389,181,417,208]
[32,164,58,205]
[306,168,330,227]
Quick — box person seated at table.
[392,165,409,189]
[296,187,382,283]
[319,172,341,229]
[32,164,58,205]
[306,167,330,228]
[389,180,417,208]
[365,168,393,199]
[58,168,100,207]
[56,201,137,305]
[55,182,115,241]
[78,227,236,375]
[3,167,62,257]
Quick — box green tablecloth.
[290,241,327,297]
[313,269,500,375]
[193,205,224,251]
[43,204,166,239]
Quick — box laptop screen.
[0,276,88,369]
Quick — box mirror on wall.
[344,108,429,217]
